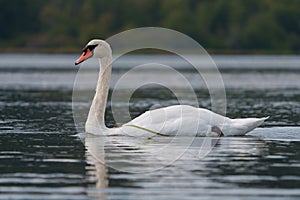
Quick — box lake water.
[0,54,300,199]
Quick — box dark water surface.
[0,54,300,199]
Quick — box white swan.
[75,39,268,137]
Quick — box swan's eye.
[82,44,98,55]
[88,44,98,51]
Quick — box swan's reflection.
[84,133,268,198]
[85,133,227,173]
[85,134,108,199]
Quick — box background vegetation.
[0,0,299,53]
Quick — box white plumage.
[75,39,268,137]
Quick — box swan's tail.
[224,116,269,136]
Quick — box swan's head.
[75,39,111,65]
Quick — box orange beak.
[75,49,93,65]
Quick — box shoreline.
[0,47,298,55]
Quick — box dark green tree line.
[0,0,299,53]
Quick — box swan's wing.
[122,105,213,136]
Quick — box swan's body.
[75,39,268,137]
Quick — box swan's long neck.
[86,55,112,133]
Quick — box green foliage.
[0,0,299,53]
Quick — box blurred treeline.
[1,0,299,53]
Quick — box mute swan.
[75,39,268,137]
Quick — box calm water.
[0,54,300,199]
